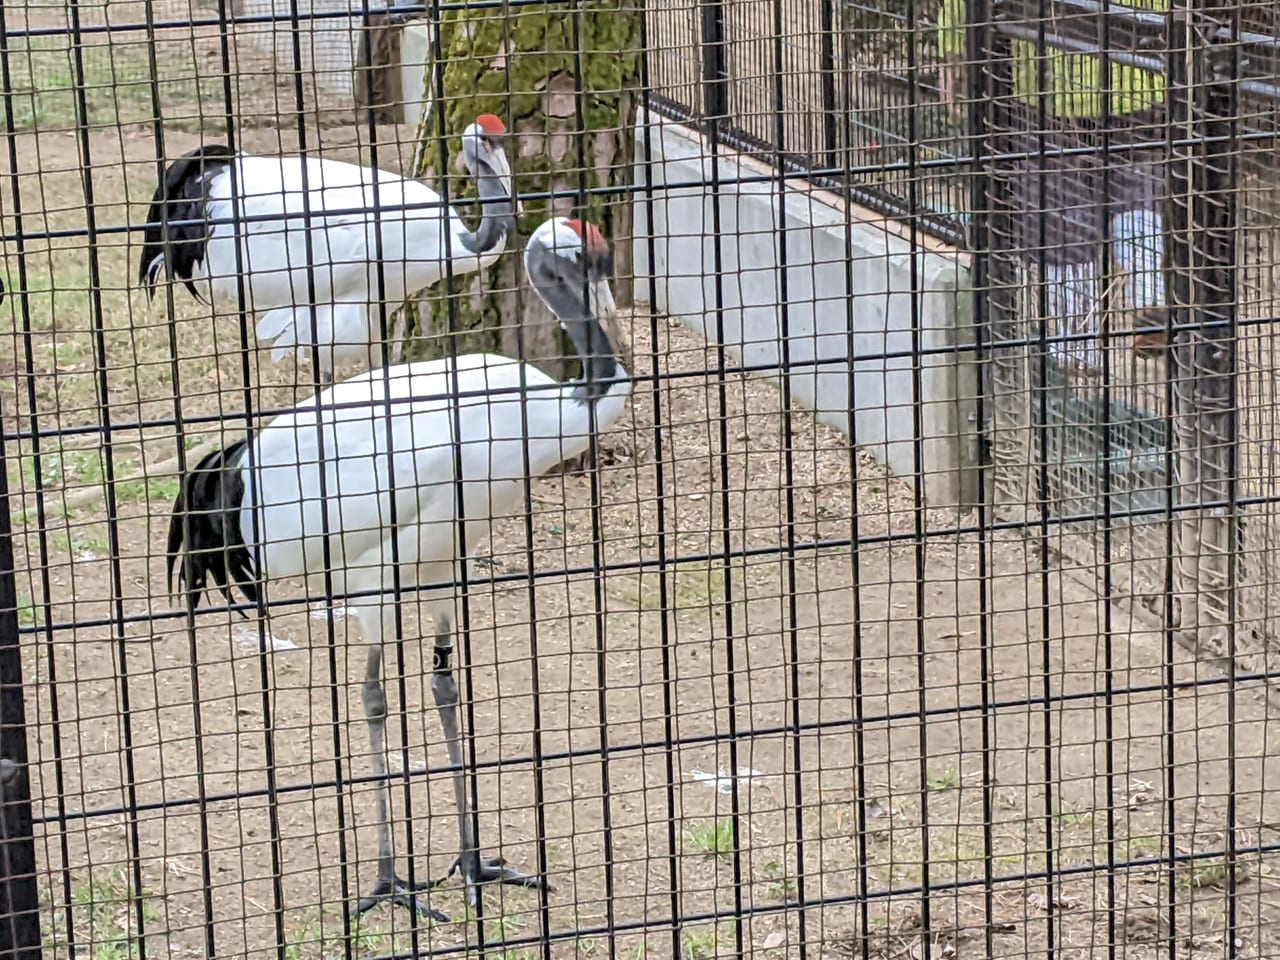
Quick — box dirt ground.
[4,2,1280,959]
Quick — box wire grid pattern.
[0,0,1277,959]
[645,0,967,234]
[977,1,1280,685]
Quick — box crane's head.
[525,216,618,398]
[460,114,521,216]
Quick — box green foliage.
[685,818,737,859]
[41,866,162,960]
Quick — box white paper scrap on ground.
[386,752,428,774]
[309,603,350,621]
[232,623,299,652]
[690,766,766,794]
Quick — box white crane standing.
[165,216,631,920]
[137,114,518,384]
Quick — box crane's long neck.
[457,166,514,256]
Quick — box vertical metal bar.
[768,0,809,952]
[1210,15,1241,954]
[0,6,73,954]
[269,0,335,953]
[566,5,618,957]
[904,0,932,954]
[348,3,411,954]
[64,5,149,955]
[699,0,747,952]
[144,3,219,951]
[838,12,872,959]
[421,0,485,948]
[352,5,421,954]
[487,0,555,952]
[0,422,40,960]
[1030,0,1058,943]
[203,1,296,954]
[1164,11,1195,947]
[1094,0,1118,955]
[1160,6,1180,946]
[963,0,995,950]
[818,0,839,169]
[635,3,685,955]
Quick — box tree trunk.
[402,0,642,380]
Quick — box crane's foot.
[440,850,553,908]
[356,873,449,923]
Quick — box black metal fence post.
[0,443,41,959]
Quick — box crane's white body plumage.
[189,156,504,374]
[166,214,626,920]
[243,354,631,602]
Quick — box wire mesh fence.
[0,0,1279,957]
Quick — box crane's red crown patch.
[475,114,506,136]
[565,218,608,256]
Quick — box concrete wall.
[632,109,979,511]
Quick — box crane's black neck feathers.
[166,436,259,616]
[139,143,237,302]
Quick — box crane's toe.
[356,874,450,923]
[443,851,553,907]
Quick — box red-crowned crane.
[137,115,517,385]
[165,216,630,920]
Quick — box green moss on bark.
[403,0,642,371]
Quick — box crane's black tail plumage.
[138,142,237,302]
[167,437,259,616]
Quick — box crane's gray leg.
[430,611,550,907]
[355,642,448,922]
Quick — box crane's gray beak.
[588,278,616,322]
[486,145,521,216]
[568,278,619,401]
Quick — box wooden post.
[1166,8,1240,659]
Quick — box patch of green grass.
[608,558,749,616]
[925,768,960,792]
[482,910,529,944]
[3,263,93,335]
[681,921,736,960]
[1053,800,1094,827]
[32,447,110,493]
[685,818,736,859]
[70,527,111,558]
[282,907,385,960]
[762,859,797,900]
[1120,833,1164,860]
[1178,857,1233,892]
[44,866,163,960]
[114,475,179,507]
[15,597,40,629]
[4,34,226,134]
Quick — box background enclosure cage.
[0,0,1279,957]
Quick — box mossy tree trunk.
[403,0,642,378]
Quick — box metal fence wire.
[0,0,1278,956]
